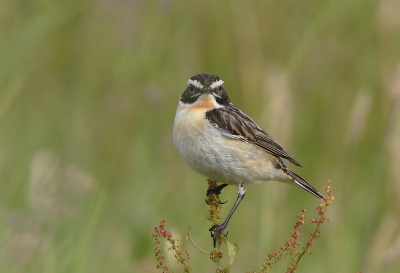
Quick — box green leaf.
[226,238,238,268]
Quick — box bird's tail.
[287,169,324,199]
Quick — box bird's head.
[180,73,231,106]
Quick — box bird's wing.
[205,103,302,167]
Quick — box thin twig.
[187,227,210,255]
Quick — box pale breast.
[173,100,291,185]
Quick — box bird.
[173,73,324,247]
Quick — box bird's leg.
[205,183,228,205]
[209,183,246,248]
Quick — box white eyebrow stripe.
[210,79,224,89]
[187,79,204,89]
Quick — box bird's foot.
[209,223,228,248]
[205,184,228,205]
[206,183,228,196]
[205,197,227,205]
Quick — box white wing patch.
[211,123,250,143]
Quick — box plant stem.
[296,221,320,265]
[187,228,210,255]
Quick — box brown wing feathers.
[206,106,256,141]
[205,103,302,167]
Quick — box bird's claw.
[206,184,229,205]
[209,223,228,248]
[205,197,228,205]
[206,183,228,196]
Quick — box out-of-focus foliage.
[1,0,400,272]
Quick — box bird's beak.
[203,86,212,93]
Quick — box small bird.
[173,73,324,247]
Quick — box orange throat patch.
[192,96,218,110]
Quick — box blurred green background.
[1,0,400,272]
